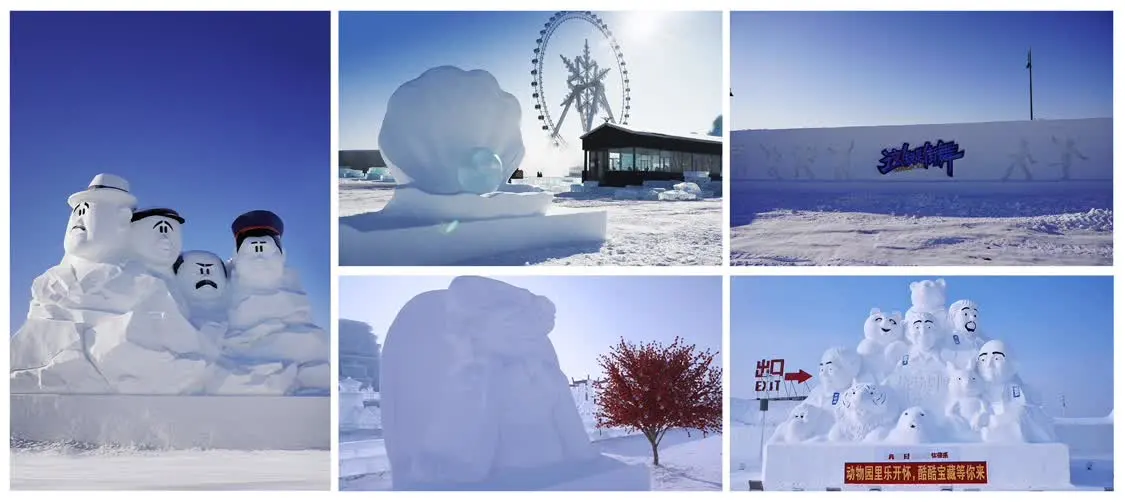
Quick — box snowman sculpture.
[220,210,330,395]
[11,174,211,394]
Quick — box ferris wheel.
[530,11,632,148]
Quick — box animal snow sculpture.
[827,382,896,443]
[768,403,822,444]
[944,361,988,439]
[380,276,598,489]
[884,407,932,444]
[856,308,907,382]
[907,279,948,330]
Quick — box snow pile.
[380,276,647,490]
[768,278,1058,445]
[1027,208,1113,234]
[340,168,366,179]
[614,186,662,201]
[10,174,327,396]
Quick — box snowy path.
[339,430,722,491]
[10,449,330,490]
[731,210,1112,266]
[339,180,722,266]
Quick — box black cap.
[232,210,284,251]
[131,207,185,224]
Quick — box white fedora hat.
[68,173,138,209]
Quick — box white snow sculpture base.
[377,186,554,222]
[11,394,328,450]
[763,443,1071,490]
[393,454,651,491]
[340,204,607,266]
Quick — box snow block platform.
[11,394,329,450]
[763,443,1071,490]
[393,454,651,491]
[339,207,607,266]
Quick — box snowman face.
[233,235,285,290]
[63,198,131,261]
[818,351,857,390]
[865,309,902,343]
[952,305,980,333]
[131,215,183,271]
[907,311,939,351]
[174,251,227,303]
[977,350,1011,383]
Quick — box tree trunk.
[650,437,660,466]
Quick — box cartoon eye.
[889,320,897,325]
[875,318,883,322]
[199,267,205,275]
[920,412,925,416]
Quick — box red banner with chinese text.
[844,462,988,485]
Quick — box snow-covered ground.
[727,397,1114,491]
[340,381,721,491]
[340,177,722,266]
[730,190,1112,266]
[10,442,329,490]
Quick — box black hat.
[232,210,284,251]
[132,207,186,224]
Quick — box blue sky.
[340,11,722,174]
[9,11,331,331]
[731,11,1113,130]
[339,275,723,379]
[730,276,1113,417]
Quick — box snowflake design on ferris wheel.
[531,11,631,148]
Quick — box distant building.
[339,319,381,390]
[579,122,723,187]
[338,150,386,171]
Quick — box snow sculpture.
[975,340,1057,443]
[768,403,822,444]
[856,308,906,382]
[381,276,642,490]
[375,65,548,220]
[884,407,932,444]
[219,210,330,395]
[10,174,211,394]
[338,66,607,266]
[944,360,988,439]
[944,300,988,367]
[826,382,895,442]
[130,207,185,276]
[173,250,230,356]
[907,278,947,324]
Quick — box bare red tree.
[594,337,722,466]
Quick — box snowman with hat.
[209,210,329,395]
[12,174,213,394]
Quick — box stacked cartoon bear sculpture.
[10,173,329,396]
[769,278,1057,445]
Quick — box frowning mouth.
[195,279,218,289]
[71,225,87,232]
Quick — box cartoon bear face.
[864,308,904,344]
[896,406,928,431]
[909,278,947,311]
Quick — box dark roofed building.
[580,123,723,187]
[339,150,386,171]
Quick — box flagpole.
[1027,48,1034,121]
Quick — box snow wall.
[11,394,329,450]
[731,118,1112,189]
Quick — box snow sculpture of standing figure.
[380,276,599,490]
[220,210,330,395]
[943,360,988,440]
[944,299,989,368]
[173,250,231,358]
[856,308,907,382]
[975,340,1057,443]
